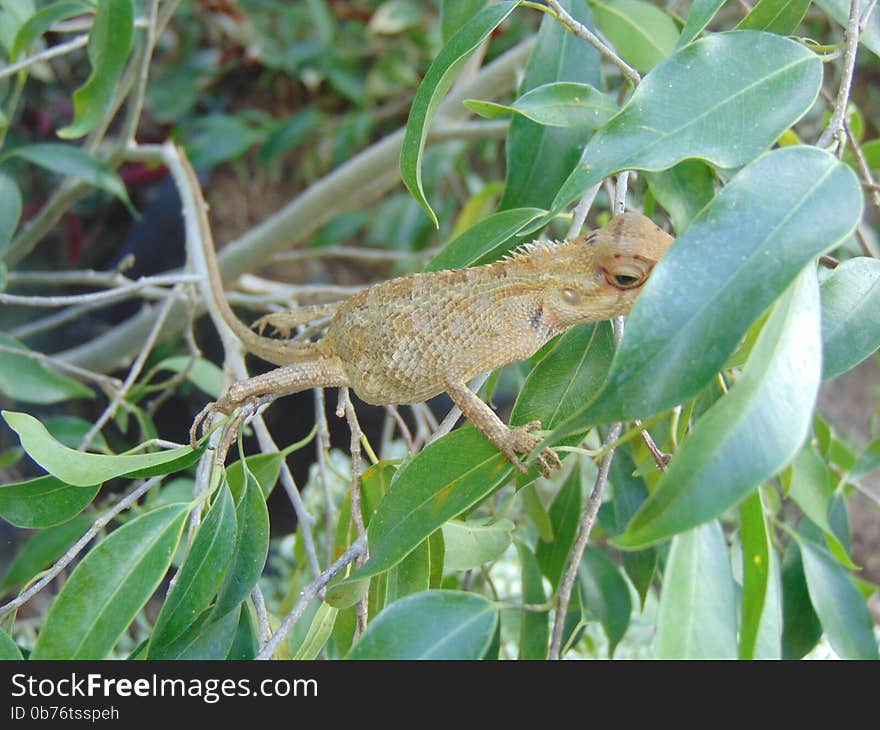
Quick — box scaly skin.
[188,154,673,475]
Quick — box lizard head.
[541,212,674,327]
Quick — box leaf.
[426,207,546,271]
[441,0,489,42]
[400,1,518,226]
[550,31,823,216]
[43,416,110,453]
[259,107,320,163]
[31,503,189,659]
[227,604,259,660]
[149,484,237,654]
[644,160,715,232]
[850,439,880,482]
[675,0,725,47]
[293,603,338,659]
[655,521,737,658]
[0,514,91,591]
[781,540,822,658]
[213,473,269,617]
[11,1,90,59]
[0,170,22,256]
[797,535,879,659]
[0,476,99,528]
[820,257,880,379]
[548,147,861,442]
[149,605,239,660]
[347,590,497,659]
[0,334,93,404]
[441,518,514,570]
[516,542,548,660]
[465,82,617,129]
[57,0,134,139]
[0,627,22,659]
[614,267,821,548]
[181,114,261,168]
[535,467,582,589]
[591,0,679,73]
[739,491,782,659]
[341,428,513,585]
[7,143,135,214]
[736,0,811,35]
[787,444,853,564]
[225,452,283,500]
[382,535,431,606]
[499,0,601,211]
[2,410,200,487]
[148,355,224,398]
[578,547,632,657]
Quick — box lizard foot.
[251,313,294,338]
[505,420,563,478]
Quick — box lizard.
[186,164,673,475]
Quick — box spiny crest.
[501,238,568,264]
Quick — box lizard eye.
[604,265,647,290]
[561,287,581,304]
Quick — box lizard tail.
[178,146,322,367]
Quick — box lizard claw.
[505,420,562,478]
[251,313,293,339]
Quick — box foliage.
[0,0,877,660]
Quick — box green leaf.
[0,171,22,256]
[0,476,99,528]
[820,257,880,379]
[227,604,259,660]
[0,334,93,404]
[225,452,283,500]
[614,267,821,548]
[11,1,90,60]
[781,540,822,658]
[441,518,513,570]
[347,590,497,659]
[787,444,853,564]
[31,503,189,659]
[499,0,601,211]
[213,473,269,617]
[182,114,261,168]
[426,207,546,271]
[591,0,679,72]
[149,484,237,654]
[400,1,518,226]
[2,410,200,487]
[655,521,737,658]
[0,514,91,591]
[293,603,338,659]
[57,0,134,139]
[43,416,110,453]
[578,547,632,657]
[465,82,617,129]
[7,143,135,214]
[675,0,725,47]
[548,147,861,441]
[516,542,548,660]
[644,160,715,232]
[850,439,880,482]
[797,536,879,659]
[382,535,431,606]
[739,491,782,659]
[259,107,320,163]
[0,627,22,659]
[149,605,239,660]
[441,0,489,43]
[342,428,513,585]
[535,466,582,589]
[736,0,811,35]
[550,31,823,216]
[148,355,224,398]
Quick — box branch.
[817,0,861,149]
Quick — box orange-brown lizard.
[189,173,673,474]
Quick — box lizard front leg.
[190,357,349,450]
[444,378,562,477]
[251,302,341,338]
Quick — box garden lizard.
[189,183,674,474]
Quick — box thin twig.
[0,34,89,80]
[0,274,199,307]
[546,0,641,87]
[0,477,162,618]
[272,245,433,264]
[255,533,368,660]
[430,373,491,443]
[385,405,415,454]
[566,184,601,239]
[817,0,861,149]
[251,585,272,646]
[843,118,880,219]
[313,387,335,567]
[548,316,625,660]
[119,0,159,144]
